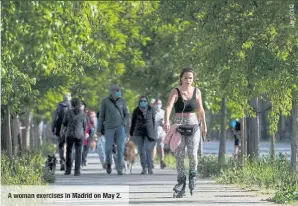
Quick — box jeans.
[71,145,83,166]
[66,137,83,173]
[104,125,126,172]
[58,135,66,164]
[133,136,156,170]
[82,138,90,164]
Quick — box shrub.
[1,148,56,185]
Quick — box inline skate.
[189,171,197,196]
[173,175,186,198]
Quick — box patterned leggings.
[173,115,201,178]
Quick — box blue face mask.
[155,104,162,110]
[140,101,148,108]
[115,91,121,98]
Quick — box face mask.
[140,101,148,108]
[115,91,121,98]
[80,105,85,111]
[155,104,162,110]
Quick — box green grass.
[163,153,298,205]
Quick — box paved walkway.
[53,154,277,206]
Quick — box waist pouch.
[176,124,199,136]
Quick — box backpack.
[66,110,85,139]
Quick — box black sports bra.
[174,88,197,113]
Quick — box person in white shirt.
[153,99,167,169]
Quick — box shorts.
[155,135,165,149]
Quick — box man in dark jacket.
[52,93,72,171]
[97,85,130,175]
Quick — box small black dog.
[45,154,57,174]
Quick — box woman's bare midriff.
[175,113,196,117]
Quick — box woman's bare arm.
[165,88,178,124]
[196,88,207,134]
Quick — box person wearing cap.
[97,85,130,175]
[52,93,72,171]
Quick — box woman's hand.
[163,121,170,133]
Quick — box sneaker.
[102,162,107,169]
[148,169,153,174]
[117,170,124,175]
[64,170,71,175]
[141,169,147,175]
[106,164,112,174]
[74,171,81,176]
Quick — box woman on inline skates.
[163,68,207,197]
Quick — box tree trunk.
[38,121,43,147]
[30,119,37,149]
[24,111,32,150]
[217,128,220,141]
[11,115,20,154]
[288,114,293,141]
[270,134,276,160]
[247,97,260,161]
[291,99,298,173]
[244,115,247,156]
[280,115,286,141]
[18,131,22,154]
[1,109,5,152]
[218,97,227,169]
[32,119,43,148]
[206,110,213,140]
[2,105,12,157]
[259,100,266,141]
[20,118,27,151]
[270,103,276,160]
[241,117,245,165]
[46,121,53,143]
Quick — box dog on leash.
[45,154,57,174]
[124,138,136,174]
[112,138,136,174]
